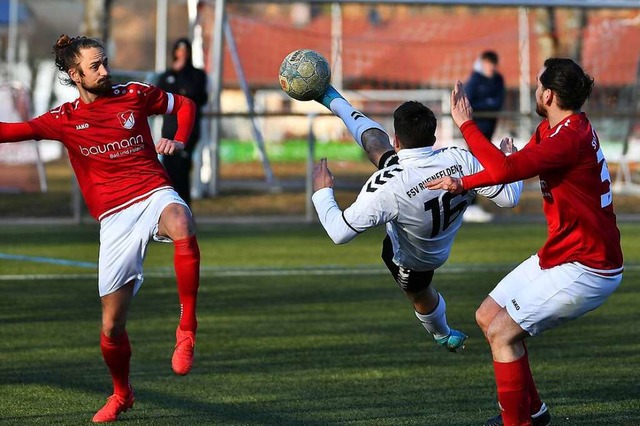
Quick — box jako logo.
[79,135,144,156]
[117,110,135,129]
[511,299,520,311]
[76,123,89,130]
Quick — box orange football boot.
[92,390,134,423]
[172,327,195,375]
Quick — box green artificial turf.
[0,223,638,425]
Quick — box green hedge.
[220,139,365,163]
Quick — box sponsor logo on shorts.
[75,123,89,130]
[511,299,521,311]
[79,134,144,158]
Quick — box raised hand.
[450,80,474,128]
[426,176,465,194]
[499,137,518,155]
[156,138,185,155]
[313,158,334,191]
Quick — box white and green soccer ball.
[278,49,331,101]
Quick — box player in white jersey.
[311,88,523,351]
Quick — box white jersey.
[312,146,522,271]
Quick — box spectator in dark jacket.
[464,50,505,141]
[462,51,505,223]
[157,38,208,206]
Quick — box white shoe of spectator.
[463,204,494,223]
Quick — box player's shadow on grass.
[0,361,329,425]
[127,387,332,425]
[565,411,640,425]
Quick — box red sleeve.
[460,120,579,190]
[142,84,195,145]
[0,121,38,142]
[27,111,63,141]
[170,94,195,145]
[142,84,169,115]
[462,169,496,188]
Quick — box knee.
[172,214,195,239]
[102,319,126,337]
[165,210,196,240]
[475,306,492,335]
[484,321,518,349]
[484,322,510,349]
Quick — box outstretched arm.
[0,122,39,143]
[438,139,522,207]
[442,81,577,189]
[156,94,195,155]
[454,120,577,188]
[312,158,359,244]
[312,158,399,245]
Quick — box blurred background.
[1,0,639,222]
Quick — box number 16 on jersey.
[424,192,469,238]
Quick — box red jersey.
[461,114,623,272]
[27,82,193,221]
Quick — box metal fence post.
[207,0,226,196]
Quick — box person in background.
[157,38,208,206]
[463,50,506,223]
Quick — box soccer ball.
[279,49,331,101]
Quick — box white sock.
[415,293,450,340]
[330,98,387,148]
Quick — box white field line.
[1,252,635,280]
[1,264,637,281]
[0,265,495,280]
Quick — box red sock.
[493,355,532,426]
[174,235,200,333]
[522,343,543,414]
[100,332,131,397]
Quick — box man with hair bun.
[429,59,623,426]
[0,34,201,422]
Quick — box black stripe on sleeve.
[342,211,362,234]
[487,184,506,199]
[377,150,399,170]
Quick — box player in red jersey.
[0,35,201,422]
[428,59,623,426]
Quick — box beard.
[82,76,112,96]
[535,100,547,118]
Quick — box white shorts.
[98,188,189,297]
[489,255,622,336]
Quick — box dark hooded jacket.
[157,38,208,153]
[464,70,505,140]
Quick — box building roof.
[222,10,640,89]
